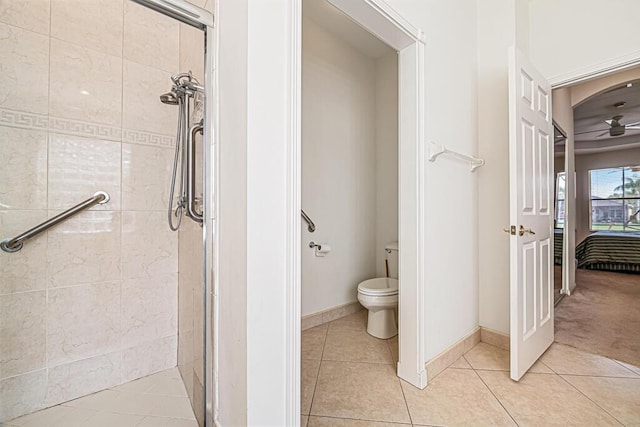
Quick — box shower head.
[160,91,179,105]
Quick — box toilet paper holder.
[309,241,322,250]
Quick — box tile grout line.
[610,359,640,378]
[471,368,520,427]
[306,322,329,417]
[397,376,413,426]
[556,374,626,426]
[305,413,412,425]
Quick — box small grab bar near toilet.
[301,209,316,232]
[1,191,110,253]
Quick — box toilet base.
[366,308,397,339]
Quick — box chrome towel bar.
[1,191,110,253]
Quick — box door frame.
[285,3,427,421]
[551,53,640,300]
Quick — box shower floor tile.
[3,368,198,427]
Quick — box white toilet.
[357,242,399,339]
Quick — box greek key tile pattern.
[0,108,175,147]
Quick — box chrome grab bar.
[187,120,204,224]
[301,209,316,233]
[1,191,110,253]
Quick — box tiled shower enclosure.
[0,0,209,423]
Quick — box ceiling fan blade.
[574,128,610,136]
[625,126,640,130]
[624,121,640,127]
[596,130,610,137]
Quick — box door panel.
[508,47,554,381]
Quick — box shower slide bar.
[301,209,316,233]
[1,191,110,253]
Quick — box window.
[555,172,565,229]
[589,167,640,232]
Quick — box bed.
[575,232,640,273]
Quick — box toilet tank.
[385,241,399,279]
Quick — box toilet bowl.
[357,277,398,339]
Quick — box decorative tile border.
[0,109,48,130]
[0,107,175,147]
[301,301,363,331]
[122,129,175,148]
[49,116,121,142]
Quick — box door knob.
[519,225,535,236]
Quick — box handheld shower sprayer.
[162,71,204,231]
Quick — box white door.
[508,47,554,381]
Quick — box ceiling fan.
[598,115,640,137]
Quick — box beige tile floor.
[2,368,198,427]
[302,310,640,427]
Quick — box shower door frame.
[129,1,216,426]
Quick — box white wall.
[301,18,377,316]
[477,0,530,335]
[575,147,640,243]
[375,52,399,278]
[529,0,640,83]
[529,0,640,85]
[385,0,480,361]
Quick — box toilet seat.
[357,277,398,297]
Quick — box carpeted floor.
[554,268,640,367]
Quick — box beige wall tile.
[48,133,121,211]
[121,274,178,347]
[179,24,205,79]
[47,282,121,365]
[178,273,194,334]
[0,0,50,35]
[122,211,178,279]
[0,369,46,422]
[0,127,48,209]
[46,352,121,406]
[0,291,46,378]
[51,0,123,58]
[122,335,177,383]
[402,369,515,426]
[0,210,48,294]
[122,143,173,211]
[124,1,179,73]
[47,211,121,288]
[0,23,49,115]
[49,39,122,126]
[123,60,177,137]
